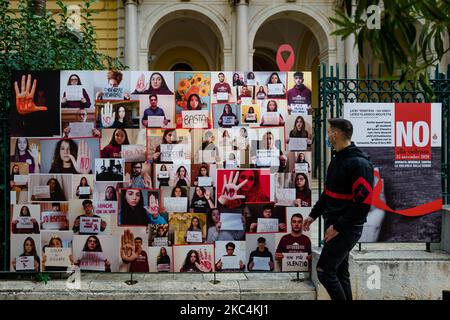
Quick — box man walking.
[303,118,374,300]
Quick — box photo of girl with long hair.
[74,235,112,272]
[10,138,40,173]
[11,235,41,272]
[11,205,40,234]
[101,128,130,158]
[61,73,92,109]
[119,189,151,226]
[294,173,312,207]
[30,176,68,202]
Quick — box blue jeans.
[317,224,363,300]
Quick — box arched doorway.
[144,10,227,71]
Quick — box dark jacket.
[310,142,374,232]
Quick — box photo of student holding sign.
[184,216,206,244]
[10,164,28,199]
[61,73,92,109]
[141,94,169,128]
[294,173,312,207]
[193,165,212,187]
[47,139,93,174]
[266,72,286,99]
[11,205,40,234]
[260,100,285,126]
[62,108,101,137]
[215,242,245,272]
[175,165,190,187]
[287,116,311,151]
[75,176,92,199]
[244,106,258,123]
[248,204,287,233]
[275,214,312,271]
[287,72,311,114]
[72,199,107,234]
[95,70,130,101]
[74,235,111,272]
[157,164,170,187]
[247,237,274,272]
[218,104,239,128]
[206,208,245,243]
[11,138,40,173]
[42,235,74,272]
[189,187,214,213]
[252,131,286,169]
[147,191,167,225]
[237,85,253,104]
[213,72,232,103]
[119,189,150,226]
[31,177,67,202]
[101,128,130,158]
[40,203,70,231]
[11,236,41,272]
[156,247,171,272]
[120,229,149,272]
[152,129,178,163]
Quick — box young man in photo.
[275,214,312,264]
[215,242,245,272]
[121,230,150,272]
[72,199,107,235]
[213,72,232,103]
[303,118,374,300]
[287,72,312,114]
[247,237,274,271]
[141,94,169,127]
[125,162,152,189]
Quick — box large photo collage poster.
[344,103,443,242]
[9,70,314,273]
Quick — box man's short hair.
[328,118,353,140]
[225,242,235,249]
[218,72,225,77]
[135,237,143,242]
[82,199,93,207]
[294,71,304,79]
[291,213,303,222]
[262,204,272,212]
[149,94,158,100]
[257,237,266,243]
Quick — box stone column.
[124,0,140,70]
[233,0,250,71]
[344,1,359,78]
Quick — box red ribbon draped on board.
[372,170,442,217]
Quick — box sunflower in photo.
[199,85,209,97]
[178,79,189,95]
[193,73,204,86]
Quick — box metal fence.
[314,63,450,245]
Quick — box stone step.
[0,273,317,300]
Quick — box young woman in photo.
[95,70,130,100]
[11,205,40,234]
[104,186,118,201]
[256,86,267,100]
[49,139,92,174]
[31,178,67,202]
[171,186,188,198]
[266,72,286,99]
[294,173,312,207]
[147,192,167,224]
[76,176,92,200]
[75,235,111,272]
[101,128,130,158]
[61,74,91,109]
[179,249,202,272]
[11,138,40,173]
[111,105,133,129]
[145,72,173,95]
[244,106,258,123]
[153,129,178,163]
[156,247,171,272]
[119,189,150,226]
[218,104,239,128]
[187,93,203,110]
[42,235,74,272]
[184,216,206,244]
[190,187,214,213]
[12,237,40,272]
[175,165,189,187]
[295,153,311,173]
[289,115,309,138]
[193,165,210,187]
[232,73,244,86]
[157,164,170,187]
[260,100,285,126]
